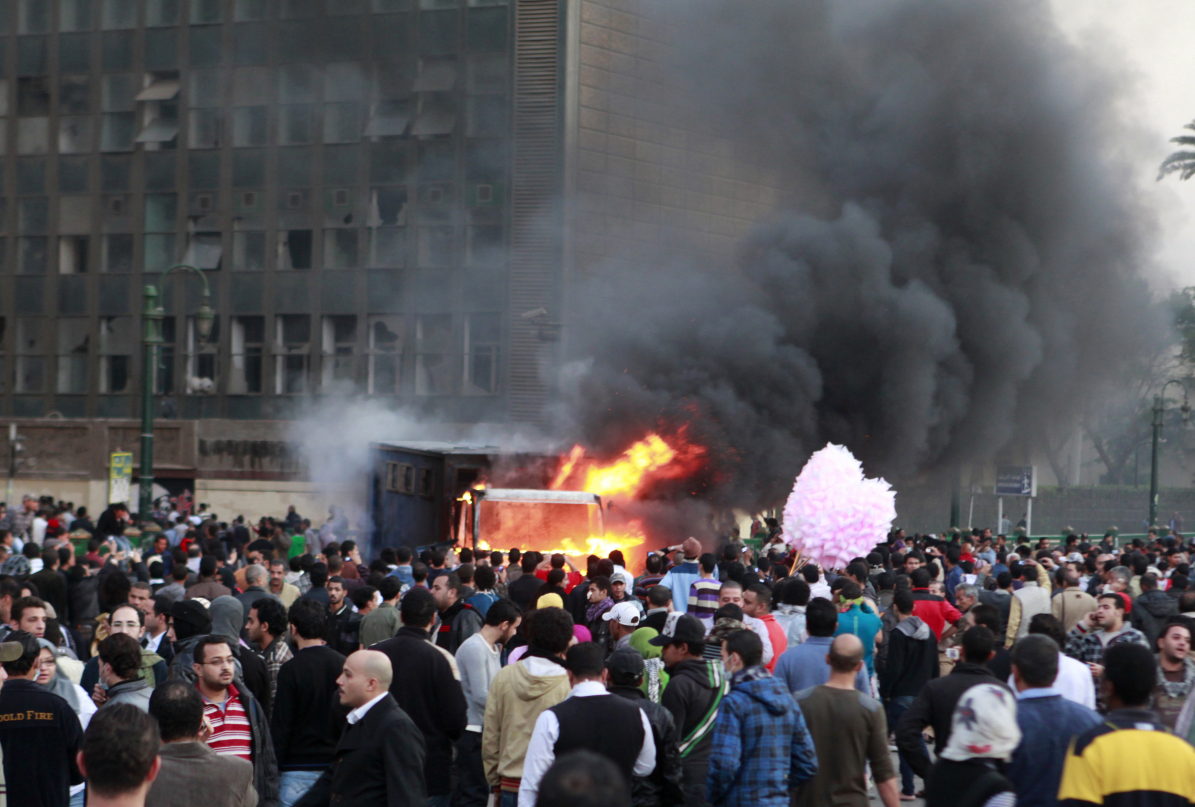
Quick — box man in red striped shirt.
[189,633,280,802]
[193,636,254,761]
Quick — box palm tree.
[1159,120,1195,181]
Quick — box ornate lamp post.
[138,264,215,521]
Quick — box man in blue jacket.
[1005,634,1100,807]
[706,629,817,807]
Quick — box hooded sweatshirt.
[1131,589,1178,649]
[481,655,570,792]
[879,615,939,699]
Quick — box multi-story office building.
[0,0,781,518]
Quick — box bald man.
[294,651,427,807]
[793,635,900,807]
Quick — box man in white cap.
[603,602,642,653]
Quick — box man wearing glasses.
[192,633,280,803]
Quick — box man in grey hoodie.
[97,633,152,712]
[878,590,938,801]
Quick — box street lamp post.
[138,264,215,522]
[1149,379,1192,530]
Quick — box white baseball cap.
[601,601,642,627]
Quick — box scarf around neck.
[587,597,613,624]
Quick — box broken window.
[367,315,403,393]
[58,236,89,274]
[98,316,133,393]
[59,117,92,153]
[15,318,46,393]
[414,314,452,395]
[321,315,357,388]
[55,318,89,394]
[183,232,223,271]
[274,315,310,394]
[229,316,264,393]
[277,230,313,270]
[232,231,266,271]
[323,229,359,269]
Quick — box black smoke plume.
[556,0,1160,511]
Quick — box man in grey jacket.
[147,679,258,807]
[97,633,153,712]
[454,598,521,807]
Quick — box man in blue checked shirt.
[706,629,817,807]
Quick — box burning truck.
[369,433,705,566]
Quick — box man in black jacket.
[607,648,684,807]
[0,630,84,807]
[272,598,347,807]
[879,589,938,801]
[295,649,426,807]
[374,587,468,807]
[895,625,1010,779]
[650,613,727,807]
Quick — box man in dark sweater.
[374,587,468,807]
[507,554,543,611]
[271,598,347,807]
[0,630,83,807]
[518,642,655,807]
[895,626,1010,780]
[879,589,938,800]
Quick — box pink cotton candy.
[782,443,896,571]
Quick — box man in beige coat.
[481,607,572,807]
[146,680,257,807]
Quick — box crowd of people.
[5,497,1195,807]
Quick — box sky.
[1049,0,1195,289]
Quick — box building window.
[183,232,223,271]
[18,77,51,116]
[274,315,310,394]
[143,234,177,271]
[60,76,90,114]
[188,109,222,148]
[98,316,133,393]
[190,0,223,23]
[185,315,219,394]
[59,117,93,153]
[235,0,269,21]
[147,0,180,26]
[59,0,93,32]
[463,313,499,395]
[277,230,313,270]
[415,314,452,395]
[417,226,454,268]
[101,234,133,272]
[58,236,89,274]
[233,106,268,147]
[323,102,362,143]
[102,0,137,29]
[323,229,359,269]
[279,105,315,145]
[17,117,49,154]
[232,231,266,271]
[229,316,264,393]
[367,314,402,394]
[321,315,357,388]
[56,318,89,394]
[18,237,48,274]
[15,318,46,393]
[19,0,50,34]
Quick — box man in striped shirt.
[687,554,723,627]
[192,633,280,803]
[194,635,254,761]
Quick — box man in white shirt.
[519,642,655,807]
[1007,613,1096,710]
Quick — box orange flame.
[550,432,702,500]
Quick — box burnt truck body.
[369,441,602,552]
